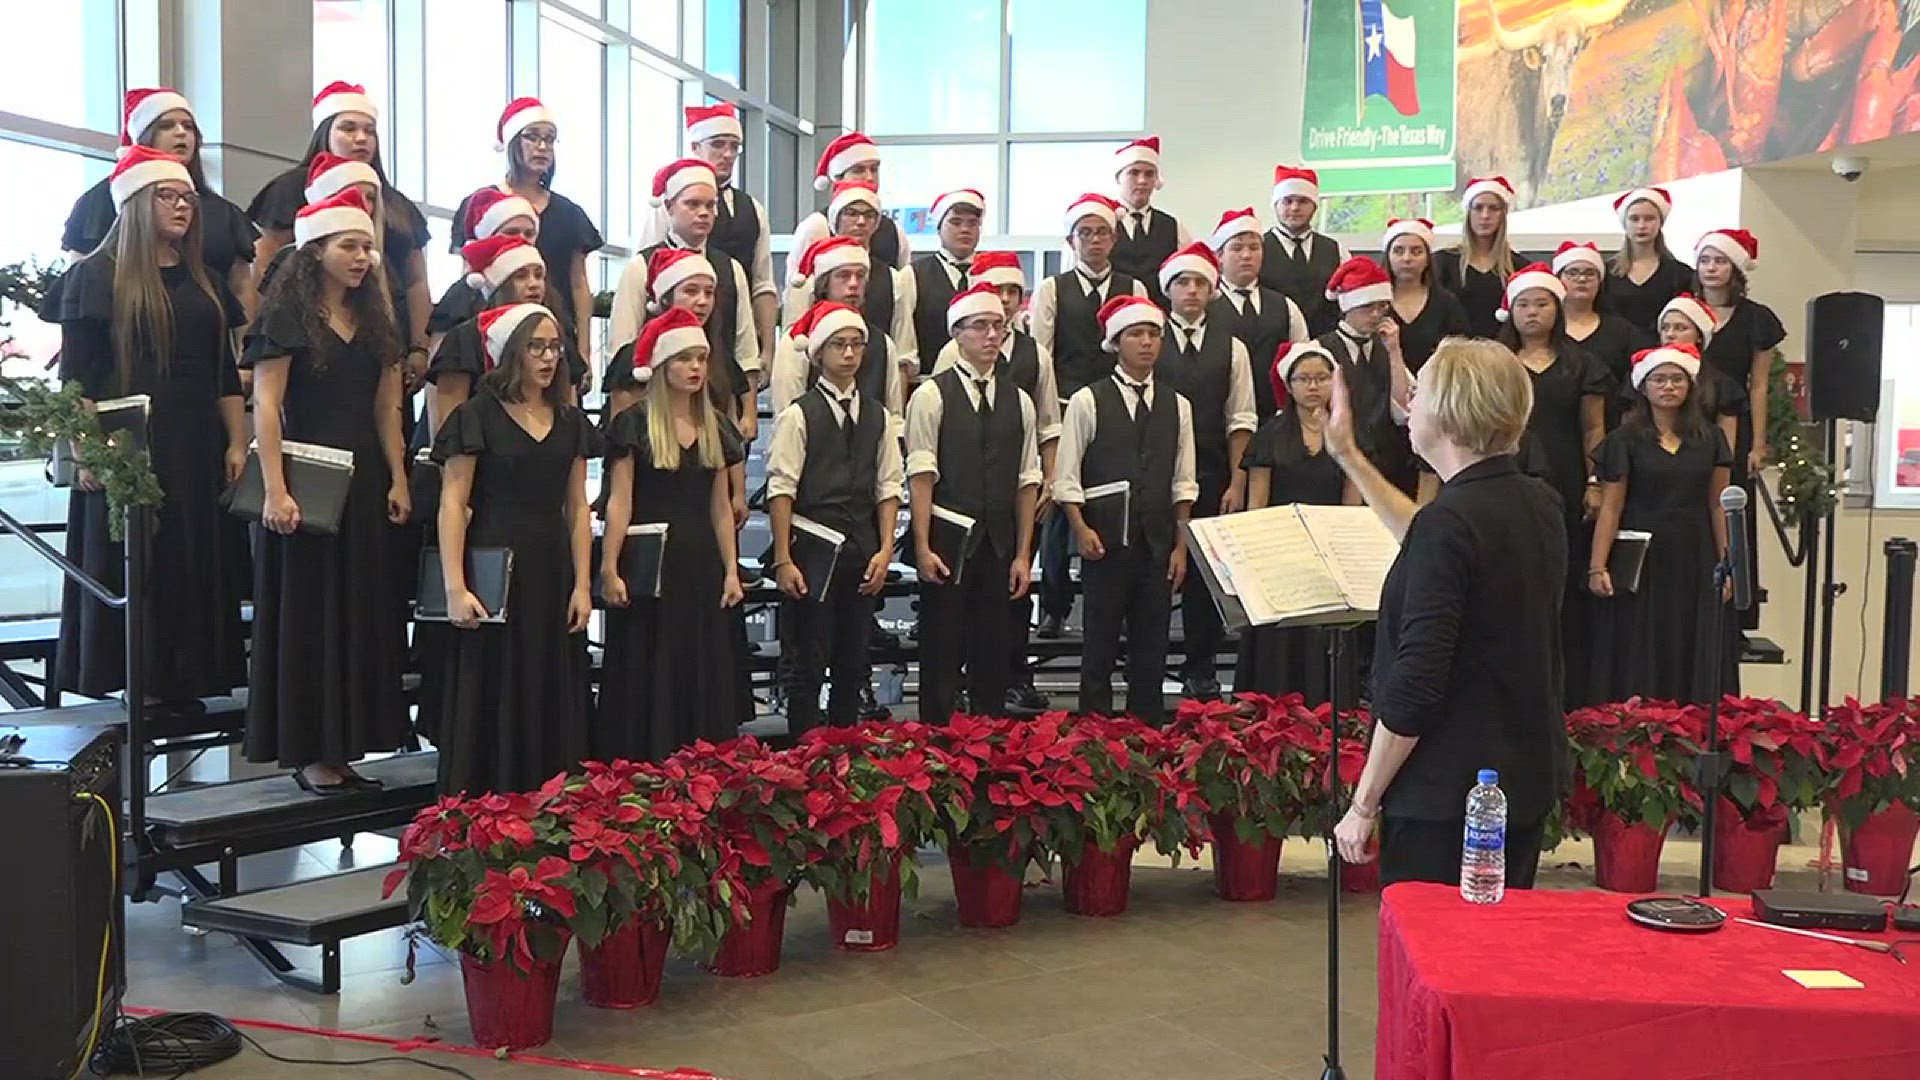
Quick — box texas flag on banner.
[1358,0,1419,117]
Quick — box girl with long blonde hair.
[1431,175,1520,338]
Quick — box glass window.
[0,0,121,131]
[1876,304,1920,508]
[1008,0,1145,133]
[872,144,1000,237]
[313,0,392,128]
[540,16,607,227]
[863,0,999,135]
[423,0,508,208]
[1006,141,1123,235]
[625,0,677,51]
[768,0,801,113]
[767,126,800,234]
[630,58,686,241]
[423,217,465,302]
[705,0,743,85]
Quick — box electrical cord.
[91,1012,479,1079]
[72,792,117,1080]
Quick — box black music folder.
[591,522,669,601]
[1081,480,1131,551]
[407,447,441,528]
[928,504,977,585]
[224,440,356,535]
[790,515,846,602]
[1606,530,1652,595]
[415,546,513,623]
[48,394,149,487]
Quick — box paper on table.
[1781,969,1864,989]
[1296,504,1400,614]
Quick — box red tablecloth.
[1377,883,1920,1080]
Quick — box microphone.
[1720,486,1752,611]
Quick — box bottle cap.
[1477,769,1498,785]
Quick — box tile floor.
[123,834,1828,1080]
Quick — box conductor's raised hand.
[1325,366,1360,462]
[917,548,951,585]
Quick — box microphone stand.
[1695,558,1736,897]
[1320,623,1359,1080]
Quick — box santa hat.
[108,146,192,209]
[650,158,718,206]
[788,235,868,288]
[1113,137,1163,186]
[947,282,1005,331]
[462,237,544,297]
[1270,341,1336,410]
[1461,175,1515,209]
[1659,293,1718,347]
[465,188,539,241]
[1099,294,1165,352]
[1325,257,1392,311]
[120,88,192,157]
[1629,343,1702,390]
[313,80,378,127]
[1208,208,1263,252]
[788,301,867,360]
[685,102,743,144]
[1382,217,1436,251]
[929,188,985,227]
[1696,228,1758,272]
[1496,262,1565,322]
[495,96,555,152]
[1063,192,1121,235]
[293,187,378,256]
[477,303,554,370]
[1271,166,1320,205]
[304,152,380,203]
[646,247,717,312]
[1158,241,1221,294]
[826,180,882,228]
[1614,186,1673,225]
[968,251,1025,291]
[813,132,880,191]
[1551,240,1605,275]
[628,307,709,384]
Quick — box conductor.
[1327,337,1570,888]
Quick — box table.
[1377,883,1920,1080]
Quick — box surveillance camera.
[1832,156,1869,181]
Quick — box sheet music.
[1198,507,1347,625]
[1295,505,1400,615]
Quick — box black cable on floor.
[91,1010,478,1080]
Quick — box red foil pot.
[825,855,903,952]
[1062,835,1139,917]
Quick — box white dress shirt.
[1164,314,1260,437]
[1029,261,1149,359]
[1116,203,1194,247]
[606,232,759,385]
[1217,276,1311,343]
[635,186,778,300]
[768,332,907,421]
[780,262,919,372]
[1329,321,1413,425]
[764,384,906,503]
[1268,225,1349,264]
[1052,373,1199,507]
[792,211,914,270]
[902,360,1044,490]
[931,332,1063,444]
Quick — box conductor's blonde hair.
[1419,337,1532,458]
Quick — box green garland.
[0,377,162,540]
[1764,350,1837,527]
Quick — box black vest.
[862,255,895,344]
[1082,378,1180,559]
[806,318,892,406]
[910,253,965,373]
[931,367,1025,560]
[1111,207,1181,306]
[792,386,886,559]
[1158,321,1234,479]
[1260,231,1343,337]
[1209,286,1293,417]
[871,214,903,268]
[641,240,744,410]
[1315,329,1394,450]
[709,185,762,276]
[1051,270,1142,399]
[1004,333,1042,400]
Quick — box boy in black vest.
[904,188,985,376]
[1030,193,1148,639]
[906,284,1044,723]
[766,301,905,735]
[1207,207,1310,418]
[770,235,905,420]
[792,131,911,268]
[1107,137,1191,308]
[1055,296,1198,724]
[1260,166,1348,338]
[783,179,917,384]
[1317,256,1416,493]
[1157,242,1258,700]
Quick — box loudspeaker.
[0,724,124,1080]
[1807,291,1884,422]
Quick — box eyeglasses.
[1560,267,1601,281]
[959,319,1007,335]
[1643,372,1691,387]
[525,341,565,359]
[152,189,199,209]
[837,207,880,223]
[820,338,865,355]
[1289,373,1334,387]
[1072,226,1114,242]
[518,131,557,148]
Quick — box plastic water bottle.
[1460,769,1507,904]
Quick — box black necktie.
[1287,233,1310,266]
[944,256,966,288]
[1082,273,1108,299]
[1231,287,1253,315]
[973,377,994,418]
[836,396,856,439]
[1129,211,1146,238]
[1179,327,1198,358]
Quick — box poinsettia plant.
[1036,714,1206,862]
[1293,701,1373,838]
[1709,697,1827,830]
[1563,699,1703,832]
[1168,695,1319,844]
[931,712,1093,871]
[665,737,818,920]
[791,721,970,905]
[1816,698,1920,831]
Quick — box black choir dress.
[1567,314,1656,428]
[1586,427,1739,703]
[1389,286,1471,374]
[596,408,746,762]
[40,259,249,702]
[431,395,598,795]
[64,180,260,274]
[1429,251,1509,339]
[1233,416,1348,704]
[450,188,604,342]
[1523,345,1616,707]
[247,170,432,322]
[426,316,590,394]
[240,303,410,768]
[1702,298,1783,631]
[1599,254,1693,333]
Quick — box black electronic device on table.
[1750,889,1890,933]
[1625,896,1728,933]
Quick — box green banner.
[1299,0,1457,196]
